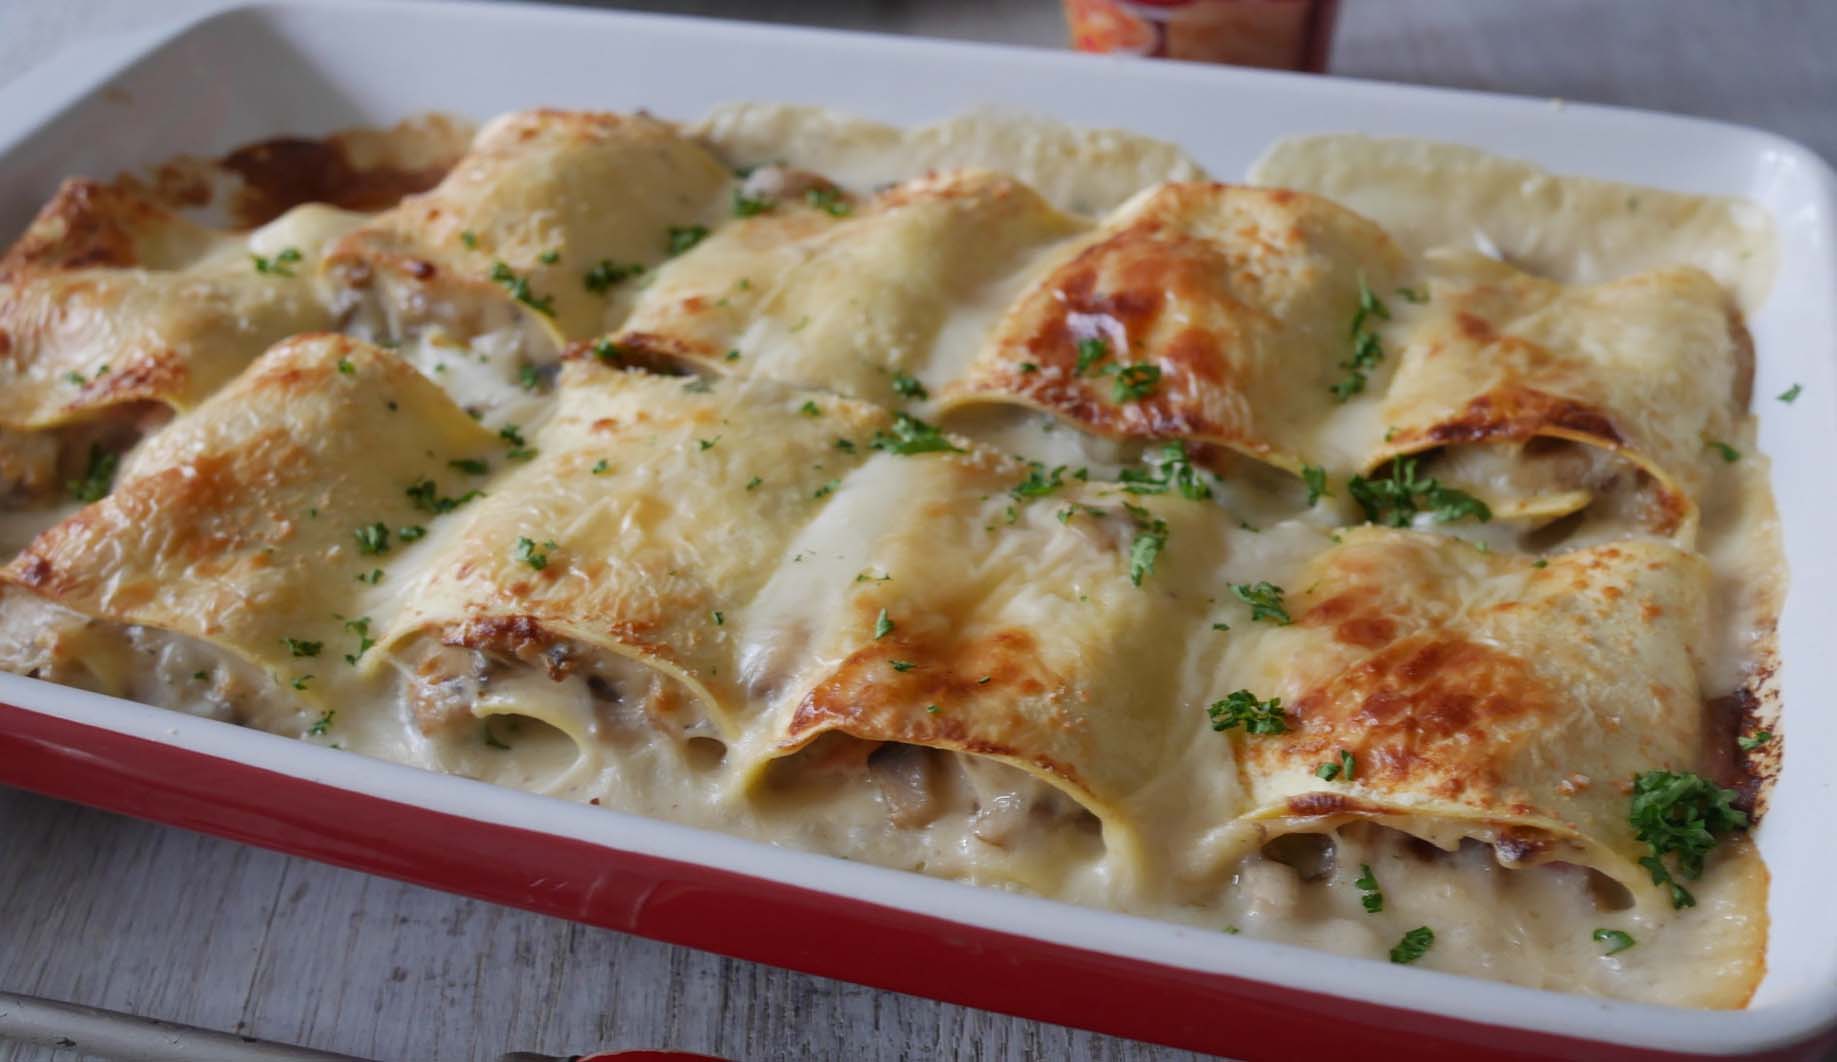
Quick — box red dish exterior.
[1,701,1827,1061]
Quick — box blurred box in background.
[1063,0,1338,71]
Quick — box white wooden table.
[1,2,1832,1059]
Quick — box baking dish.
[1,2,1834,1057]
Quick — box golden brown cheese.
[1,333,500,728]
[1234,526,1714,908]
[323,110,734,352]
[1375,253,1754,537]
[607,169,1085,403]
[942,183,1404,474]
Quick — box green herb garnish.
[1206,690,1286,735]
[1628,770,1748,909]
[1348,457,1491,527]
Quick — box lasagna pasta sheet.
[324,110,735,354]
[3,334,500,731]
[1248,134,1778,313]
[1233,526,1712,909]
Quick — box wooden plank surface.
[1,2,1832,1060]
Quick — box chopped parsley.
[800,400,823,417]
[337,358,356,376]
[355,569,384,585]
[353,523,390,555]
[584,259,644,293]
[449,458,489,476]
[682,377,714,394]
[1122,503,1168,587]
[874,609,895,640]
[1010,462,1067,502]
[514,537,556,571]
[1592,928,1636,955]
[1628,770,1748,909]
[1348,457,1491,527]
[889,660,916,672]
[1206,690,1287,735]
[698,436,720,451]
[251,247,302,277]
[1737,730,1773,751]
[1394,286,1428,304]
[870,413,961,455]
[725,349,742,362]
[1777,383,1803,404]
[813,480,839,499]
[1230,581,1291,625]
[1120,442,1211,500]
[499,424,537,461]
[342,617,375,665]
[460,230,478,249]
[64,370,86,386]
[67,445,118,503]
[833,437,857,453]
[290,675,314,691]
[805,186,851,217]
[537,249,560,265]
[711,610,725,626]
[1331,279,1390,401]
[1110,363,1161,402]
[924,704,941,715]
[1355,864,1383,913]
[1019,362,1039,374]
[1389,927,1433,964]
[592,459,612,476]
[1706,440,1741,463]
[489,261,555,316]
[1314,749,1355,782]
[891,373,929,400]
[405,478,482,514]
[745,476,763,490]
[1302,465,1329,506]
[732,188,775,217]
[281,637,322,658]
[666,224,709,256]
[398,525,427,542]
[518,364,544,392]
[192,671,209,681]
[307,711,334,736]
[1074,337,1109,376]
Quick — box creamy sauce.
[0,118,1787,1010]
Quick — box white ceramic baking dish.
[1,3,1833,1057]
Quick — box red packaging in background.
[1063,0,1339,71]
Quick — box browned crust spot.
[1410,385,1624,449]
[217,134,455,228]
[785,626,1089,791]
[0,179,164,279]
[1270,635,1559,799]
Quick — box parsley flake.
[282,637,322,658]
[1074,336,1109,376]
[874,609,895,640]
[584,259,644,293]
[1778,383,1803,404]
[353,523,390,555]
[252,246,303,277]
[889,660,916,672]
[1122,503,1168,586]
[1629,770,1748,909]
[1390,927,1433,964]
[1315,749,1355,782]
[870,413,961,455]
[1706,439,1741,463]
[1593,928,1636,955]
[1348,457,1491,527]
[732,188,774,217]
[1120,442,1211,500]
[1010,462,1067,502]
[1302,465,1329,506]
[1230,581,1291,625]
[891,373,929,400]
[489,261,555,316]
[1737,730,1773,751]
[67,445,118,503]
[666,224,709,256]
[514,537,557,571]
[449,458,489,476]
[1110,363,1160,402]
[307,710,335,735]
[1206,690,1287,735]
[804,186,851,217]
[1355,864,1384,913]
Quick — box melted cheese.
[0,110,1790,1011]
